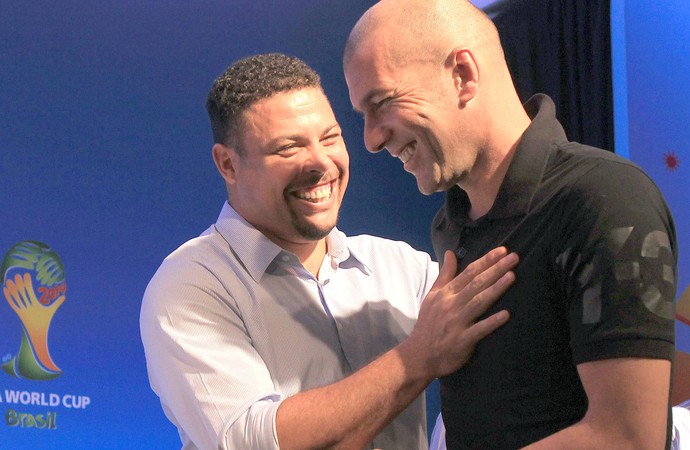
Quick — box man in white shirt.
[140,53,518,450]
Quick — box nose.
[304,143,334,172]
[363,114,388,154]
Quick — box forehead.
[345,48,397,108]
[252,86,330,112]
[241,88,337,142]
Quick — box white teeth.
[398,145,414,164]
[296,183,332,201]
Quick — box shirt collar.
[488,94,568,219]
[324,227,372,276]
[441,94,568,226]
[214,202,369,281]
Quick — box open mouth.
[398,143,415,164]
[293,180,334,203]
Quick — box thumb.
[51,295,66,311]
[431,250,457,291]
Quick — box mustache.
[287,169,342,191]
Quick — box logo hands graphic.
[1,240,66,380]
[3,273,64,373]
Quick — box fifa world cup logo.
[1,241,66,380]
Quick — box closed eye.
[373,97,392,112]
[275,143,301,155]
[321,133,342,146]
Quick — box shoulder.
[553,143,657,192]
[543,144,670,218]
[141,226,238,316]
[342,234,439,301]
[151,226,228,283]
[346,233,432,260]
[345,234,438,276]
[347,235,438,283]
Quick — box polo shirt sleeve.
[556,160,677,364]
[140,252,281,450]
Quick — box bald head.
[344,0,502,70]
[343,0,531,200]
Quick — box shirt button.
[281,255,290,262]
[456,247,467,258]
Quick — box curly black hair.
[206,53,322,153]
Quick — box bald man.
[344,1,677,449]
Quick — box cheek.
[256,162,295,185]
[328,143,349,172]
[338,150,350,172]
[337,155,350,190]
[237,168,285,202]
[338,171,350,197]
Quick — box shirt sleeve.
[389,239,439,310]
[557,162,677,364]
[140,253,281,450]
[423,254,440,300]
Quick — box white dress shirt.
[140,202,438,449]
[673,400,690,450]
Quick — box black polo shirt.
[432,94,676,449]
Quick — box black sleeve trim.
[572,338,675,365]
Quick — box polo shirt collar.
[445,94,568,224]
[214,202,369,281]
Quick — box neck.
[275,237,327,277]
[464,104,531,221]
[299,239,327,276]
[463,159,508,221]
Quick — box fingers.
[410,247,518,378]
[460,269,516,320]
[3,273,43,310]
[456,246,510,283]
[463,309,510,344]
[21,272,40,304]
[446,248,518,296]
[3,285,17,308]
[51,295,66,311]
[431,246,512,292]
[3,277,24,309]
[14,273,34,307]
[435,247,518,341]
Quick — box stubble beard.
[286,172,343,240]
[289,208,338,240]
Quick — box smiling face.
[215,87,349,248]
[345,47,480,196]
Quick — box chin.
[416,180,438,196]
[293,219,337,241]
[298,227,334,241]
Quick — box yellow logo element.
[2,241,66,380]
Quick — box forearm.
[276,338,431,450]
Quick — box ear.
[450,47,479,107]
[212,143,240,185]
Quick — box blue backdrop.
[1,1,687,448]
[610,0,690,349]
[1,1,441,448]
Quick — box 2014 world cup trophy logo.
[1,241,66,380]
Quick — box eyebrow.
[320,124,342,137]
[353,89,389,115]
[266,123,342,147]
